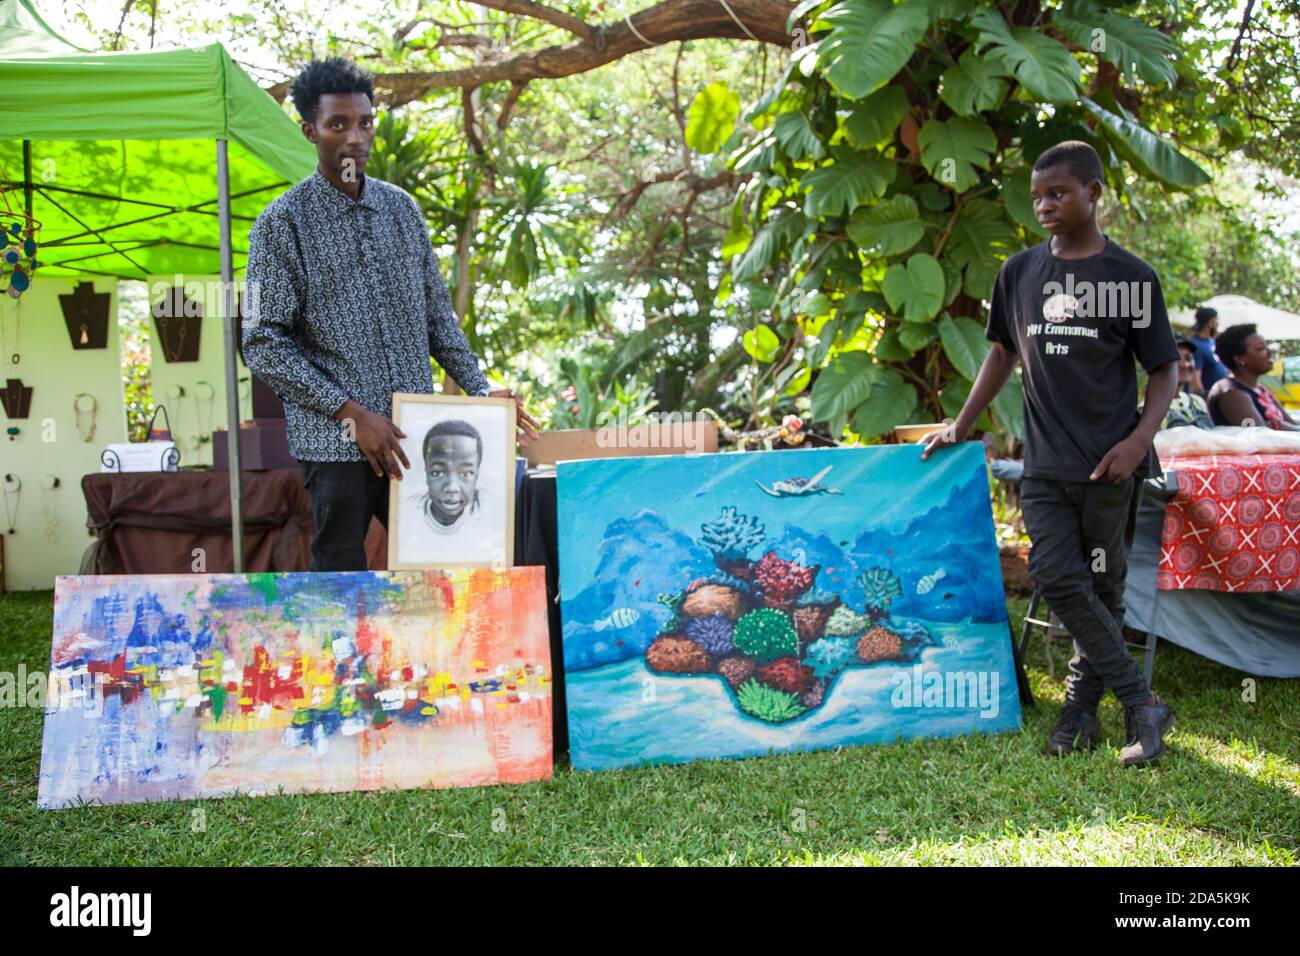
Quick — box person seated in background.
[1189,306,1228,394]
[1160,338,1213,430]
[1207,323,1300,430]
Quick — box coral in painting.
[639,506,942,724]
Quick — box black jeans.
[1020,476,1149,711]
[300,460,388,572]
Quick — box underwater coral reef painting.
[38,569,552,808]
[557,443,1021,771]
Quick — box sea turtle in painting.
[755,465,842,498]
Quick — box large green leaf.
[851,368,918,438]
[938,315,989,381]
[875,326,913,361]
[686,82,741,154]
[843,86,910,149]
[898,321,934,352]
[1081,94,1211,189]
[802,152,893,218]
[734,206,808,282]
[814,0,931,100]
[1053,0,1177,88]
[743,324,781,363]
[917,116,997,192]
[991,371,1026,440]
[847,194,925,256]
[1001,166,1048,238]
[971,8,1081,103]
[938,50,1008,116]
[811,350,878,421]
[883,252,945,323]
[939,376,971,419]
[945,198,1017,299]
[774,110,826,161]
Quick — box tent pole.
[22,141,33,220]
[216,139,245,573]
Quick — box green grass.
[1,589,1295,866]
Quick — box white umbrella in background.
[1170,295,1300,341]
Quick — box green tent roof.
[0,0,316,280]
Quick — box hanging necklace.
[0,302,19,365]
[74,392,98,443]
[194,380,215,447]
[41,475,59,543]
[165,384,185,447]
[158,313,189,363]
[2,473,19,534]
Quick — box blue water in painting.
[567,618,1021,770]
[555,443,1023,770]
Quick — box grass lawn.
[1,589,1295,866]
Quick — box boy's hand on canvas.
[488,388,542,444]
[1089,434,1146,484]
[919,420,967,461]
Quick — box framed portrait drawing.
[388,393,516,570]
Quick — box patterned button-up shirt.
[243,168,490,462]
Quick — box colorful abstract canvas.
[38,568,552,808]
[557,443,1021,771]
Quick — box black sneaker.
[1047,702,1101,756]
[1121,693,1174,767]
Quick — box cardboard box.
[524,420,717,467]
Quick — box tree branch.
[266,0,793,107]
[473,0,595,41]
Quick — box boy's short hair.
[1193,306,1218,329]
[1175,336,1195,353]
[423,419,483,466]
[289,58,375,123]
[1032,140,1104,187]
[1214,322,1256,371]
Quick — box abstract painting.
[39,568,552,808]
[388,393,516,570]
[557,443,1021,771]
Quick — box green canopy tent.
[0,0,316,570]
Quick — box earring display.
[41,474,59,543]
[2,473,19,535]
[2,377,32,418]
[59,282,111,350]
[74,393,98,443]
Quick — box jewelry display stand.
[58,282,111,350]
[151,286,202,363]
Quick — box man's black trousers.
[1020,476,1150,711]
[299,460,389,572]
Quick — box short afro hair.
[423,419,483,467]
[289,58,374,123]
[1193,306,1218,330]
[1033,140,1104,188]
[1214,322,1257,371]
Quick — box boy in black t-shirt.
[921,141,1180,766]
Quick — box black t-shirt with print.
[985,236,1179,481]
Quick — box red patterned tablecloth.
[1158,454,1300,592]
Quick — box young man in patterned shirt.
[243,58,539,571]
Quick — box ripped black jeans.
[1020,476,1149,711]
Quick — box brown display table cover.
[81,469,387,574]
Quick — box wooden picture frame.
[387,393,516,570]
